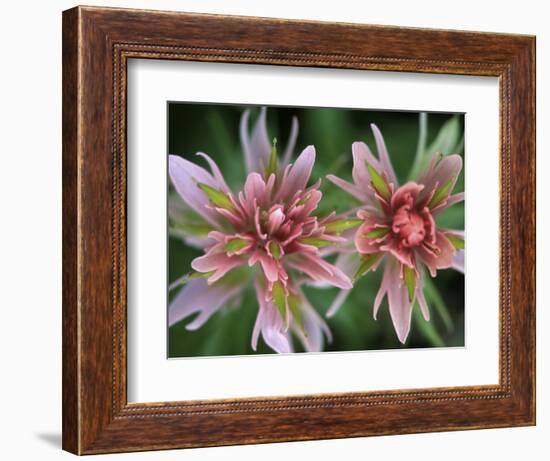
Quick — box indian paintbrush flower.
[327,124,464,343]
[168,109,353,353]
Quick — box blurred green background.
[168,103,465,358]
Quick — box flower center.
[392,205,426,248]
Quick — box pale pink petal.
[282,116,299,167]
[168,278,241,328]
[288,190,322,222]
[240,110,254,172]
[168,193,214,249]
[419,154,463,206]
[253,204,267,240]
[452,250,465,273]
[191,252,243,283]
[250,107,271,170]
[255,250,279,283]
[267,206,286,234]
[292,294,332,352]
[243,172,267,205]
[207,231,228,242]
[386,258,413,343]
[240,108,271,173]
[373,258,391,319]
[352,141,380,194]
[390,182,424,211]
[326,288,351,318]
[432,192,465,215]
[287,253,352,289]
[168,155,221,227]
[353,141,381,173]
[371,123,398,186]
[196,152,230,192]
[277,146,315,200]
[355,222,389,255]
[417,231,456,277]
[416,275,430,321]
[252,279,292,353]
[380,239,414,268]
[326,174,368,201]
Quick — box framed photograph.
[62,6,535,454]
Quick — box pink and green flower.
[327,124,464,343]
[168,109,353,353]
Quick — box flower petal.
[191,251,243,283]
[417,231,456,277]
[240,108,271,173]
[282,116,299,167]
[277,145,315,200]
[371,123,398,186]
[386,258,413,343]
[351,141,380,200]
[390,182,424,211]
[287,252,352,289]
[416,274,430,321]
[326,174,368,201]
[326,288,351,318]
[168,278,240,328]
[168,155,221,227]
[255,249,280,282]
[355,220,390,255]
[196,152,230,192]
[419,154,463,207]
[452,249,465,273]
[240,110,254,172]
[292,294,332,352]
[431,192,465,215]
[379,238,414,268]
[267,206,286,234]
[252,279,292,353]
[243,172,268,206]
[373,258,391,320]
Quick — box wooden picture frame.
[62,5,536,454]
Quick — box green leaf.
[413,304,445,347]
[365,227,390,239]
[446,234,465,250]
[269,241,282,259]
[353,253,383,281]
[367,163,391,201]
[288,294,305,334]
[197,183,234,210]
[412,115,462,179]
[272,281,287,323]
[423,276,454,333]
[403,265,416,302]
[265,137,278,176]
[426,114,461,157]
[218,266,253,287]
[324,218,363,234]
[300,237,333,248]
[224,238,250,253]
[434,202,464,229]
[428,180,453,209]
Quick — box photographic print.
[167,104,465,358]
[62,8,535,452]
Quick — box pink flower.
[168,109,353,353]
[327,124,464,343]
